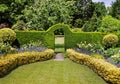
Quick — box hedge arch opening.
[46,23,72,50]
[54,29,65,52]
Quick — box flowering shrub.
[76,41,104,54]
[18,40,46,53]
[0,49,54,77]
[0,43,17,55]
[67,49,120,84]
[110,53,120,63]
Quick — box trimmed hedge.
[15,24,106,49]
[0,49,54,77]
[67,49,120,84]
[15,31,54,49]
[66,32,105,49]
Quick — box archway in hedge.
[46,23,72,50]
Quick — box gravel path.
[54,53,64,61]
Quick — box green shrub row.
[65,32,105,49]
[0,49,54,77]
[15,24,106,49]
[67,49,120,84]
[15,31,54,49]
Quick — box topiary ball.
[102,34,119,48]
[0,28,16,44]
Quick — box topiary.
[102,34,119,48]
[0,28,16,44]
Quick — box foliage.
[0,0,33,24]
[66,32,104,49]
[109,0,120,20]
[0,42,17,55]
[77,41,104,54]
[98,15,120,33]
[73,0,94,28]
[102,34,119,48]
[0,49,54,77]
[0,28,16,44]
[18,40,46,53]
[23,0,75,31]
[102,48,120,58]
[82,13,101,32]
[11,20,26,30]
[110,55,120,63]
[0,4,8,13]
[67,49,120,84]
[74,19,83,28]
[93,2,107,17]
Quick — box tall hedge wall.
[65,32,106,49]
[15,31,54,49]
[15,24,106,49]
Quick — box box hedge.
[67,49,120,84]
[0,49,54,77]
[15,31,54,49]
[15,24,106,49]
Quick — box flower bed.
[67,49,120,84]
[0,49,54,77]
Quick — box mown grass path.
[0,59,107,84]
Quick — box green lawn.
[0,59,107,84]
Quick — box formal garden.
[0,0,120,84]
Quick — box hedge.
[0,49,54,77]
[67,49,120,84]
[15,31,54,49]
[15,24,106,49]
[65,32,105,49]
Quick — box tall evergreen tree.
[73,0,94,27]
[109,0,120,19]
[94,2,107,18]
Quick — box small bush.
[102,34,119,48]
[0,28,16,44]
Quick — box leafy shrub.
[0,43,17,55]
[18,40,46,53]
[0,28,16,44]
[12,20,26,30]
[67,49,120,84]
[0,49,54,77]
[98,15,120,33]
[102,34,119,48]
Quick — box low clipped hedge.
[0,49,54,77]
[67,49,120,84]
